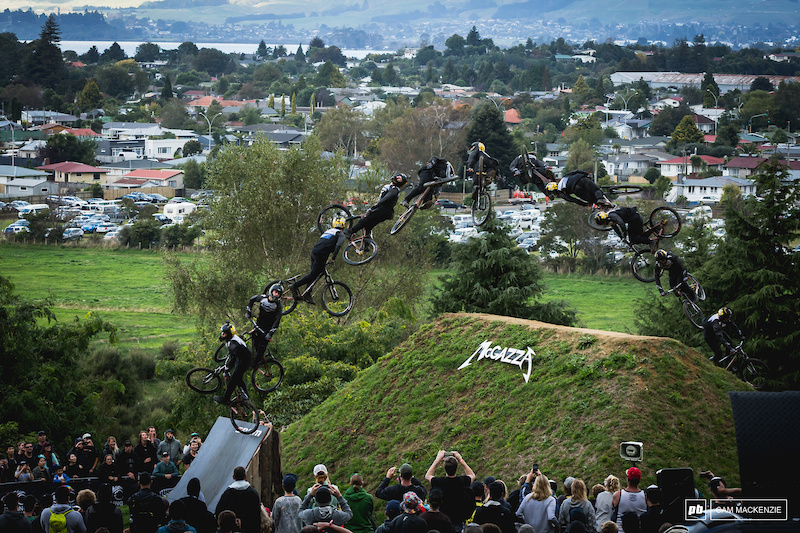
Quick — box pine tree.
[77,79,103,111]
[161,75,174,101]
[257,40,268,59]
[571,74,591,105]
[431,216,577,324]
[268,94,275,110]
[668,115,704,148]
[280,94,286,117]
[291,92,296,114]
[295,44,305,63]
[465,102,517,174]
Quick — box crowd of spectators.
[0,432,735,533]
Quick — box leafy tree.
[77,79,103,111]
[182,159,206,189]
[194,48,234,76]
[700,158,800,388]
[160,100,190,129]
[119,218,162,248]
[565,138,596,174]
[161,75,174,101]
[431,216,577,325]
[571,75,591,105]
[101,42,125,63]
[654,175,673,199]
[161,224,202,248]
[313,105,367,156]
[649,103,691,137]
[134,42,161,62]
[315,61,347,88]
[445,34,466,56]
[750,76,774,92]
[38,134,97,165]
[183,139,203,158]
[771,128,788,144]
[668,115,704,148]
[0,276,117,440]
[644,167,661,184]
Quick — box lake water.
[59,40,385,59]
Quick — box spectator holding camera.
[376,464,427,502]
[516,472,557,533]
[424,450,476,532]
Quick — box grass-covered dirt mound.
[281,313,750,497]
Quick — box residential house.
[2,178,60,198]
[22,111,78,127]
[599,136,670,154]
[0,166,52,196]
[612,71,800,94]
[96,138,146,163]
[37,161,108,185]
[692,113,716,134]
[504,109,522,128]
[724,156,800,178]
[17,140,46,161]
[116,169,184,190]
[603,153,660,182]
[602,117,652,139]
[63,128,100,138]
[657,155,725,178]
[667,176,756,204]
[100,159,171,179]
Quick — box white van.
[688,206,712,221]
[87,200,121,213]
[452,214,473,227]
[17,204,50,218]
[163,202,197,221]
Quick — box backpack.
[428,157,450,177]
[49,508,72,533]
[569,504,587,525]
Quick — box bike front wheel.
[631,249,656,283]
[321,281,354,316]
[186,367,221,394]
[317,204,352,234]
[213,343,227,363]
[682,299,706,330]
[390,205,417,235]
[587,207,612,231]
[472,191,492,226]
[649,206,682,238]
[342,238,378,265]
[605,184,643,195]
[741,358,768,390]
[229,395,261,434]
[252,358,285,394]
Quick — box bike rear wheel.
[686,274,706,301]
[342,237,378,265]
[390,205,417,235]
[587,207,612,231]
[186,367,221,394]
[229,394,261,434]
[682,300,706,330]
[631,249,656,282]
[649,206,682,238]
[741,357,768,390]
[321,281,354,316]
[605,184,643,195]
[472,191,492,226]
[317,204,353,234]
[251,357,285,394]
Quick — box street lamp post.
[621,90,638,111]
[749,112,768,134]
[199,112,222,153]
[706,88,719,135]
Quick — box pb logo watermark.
[685,499,788,521]
[685,500,706,519]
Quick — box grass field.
[0,243,199,350]
[541,271,651,332]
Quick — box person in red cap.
[611,467,646,533]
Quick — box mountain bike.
[186,355,262,435]
[212,319,284,394]
[666,274,706,330]
[716,333,768,390]
[277,266,353,317]
[317,204,378,265]
[390,163,458,235]
[471,155,496,227]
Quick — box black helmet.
[391,173,408,187]
[268,283,284,301]
[219,322,236,341]
[718,307,732,321]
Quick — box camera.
[532,463,539,472]
[444,451,454,457]
[619,441,643,462]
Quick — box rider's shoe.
[213,395,229,405]
[304,293,316,305]
[365,231,373,240]
[290,286,299,301]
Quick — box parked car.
[95,223,119,234]
[103,230,121,241]
[8,200,30,211]
[190,190,213,200]
[4,224,30,236]
[63,228,84,241]
[168,196,190,204]
[435,199,466,210]
[517,237,538,252]
[145,193,169,204]
[121,192,149,202]
[516,231,538,244]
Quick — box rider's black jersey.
[608,207,642,240]
[226,334,252,364]
[312,228,346,257]
[654,251,687,291]
[704,313,743,348]
[371,183,401,212]
[246,294,283,338]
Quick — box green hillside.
[281,313,750,497]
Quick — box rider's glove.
[265,333,271,342]
[245,312,251,320]
[725,345,733,354]
[659,290,666,297]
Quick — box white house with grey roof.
[666,176,756,204]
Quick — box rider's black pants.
[292,252,328,294]
[223,352,252,401]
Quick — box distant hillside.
[281,313,751,496]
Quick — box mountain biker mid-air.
[290,217,347,304]
[466,141,500,200]
[703,307,745,364]
[213,322,252,405]
[593,208,654,248]
[344,173,408,239]
[246,283,283,360]
[545,171,613,207]
[509,152,554,196]
[654,249,698,303]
